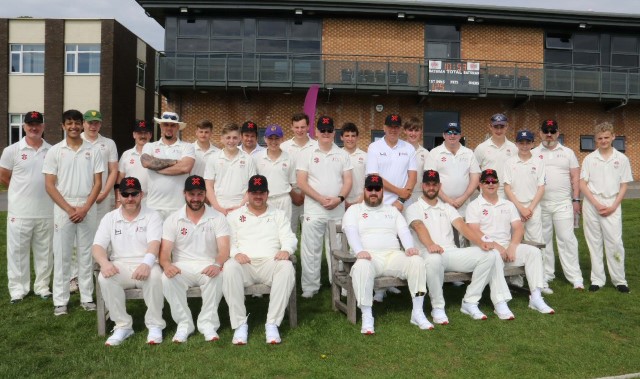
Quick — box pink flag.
[303,84,320,139]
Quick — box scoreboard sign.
[428,61,480,93]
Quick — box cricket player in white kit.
[239,120,266,156]
[343,174,431,334]
[141,111,195,220]
[467,169,554,316]
[253,124,296,221]
[474,113,517,198]
[224,175,298,345]
[579,122,633,293]
[402,116,429,208]
[341,122,367,208]
[43,109,104,316]
[160,175,231,343]
[281,113,318,233]
[0,111,53,303]
[81,110,118,221]
[93,177,165,346]
[406,169,497,324]
[118,120,152,206]
[190,119,219,177]
[531,119,584,290]
[297,116,352,298]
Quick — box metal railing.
[157,52,640,99]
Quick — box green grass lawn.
[1,201,639,378]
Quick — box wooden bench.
[95,256,298,336]
[328,220,536,324]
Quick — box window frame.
[65,44,101,75]
[136,60,146,87]
[9,114,24,144]
[9,44,45,74]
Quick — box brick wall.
[44,19,64,142]
[0,20,8,148]
[462,25,543,64]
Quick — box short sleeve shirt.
[531,143,579,203]
[466,196,520,246]
[142,139,196,211]
[503,154,546,203]
[346,148,367,203]
[405,198,461,250]
[581,149,633,197]
[204,149,257,207]
[93,206,163,263]
[410,146,429,198]
[191,142,219,177]
[119,147,149,193]
[342,202,407,253]
[281,137,318,187]
[253,150,295,197]
[424,143,480,199]
[474,138,517,192]
[366,138,417,204]
[81,133,118,191]
[162,205,230,263]
[0,138,53,217]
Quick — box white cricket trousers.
[268,193,293,230]
[423,247,496,308]
[350,251,426,307]
[522,202,543,244]
[300,213,339,293]
[6,217,53,299]
[489,244,545,304]
[98,261,165,330]
[162,261,223,335]
[540,200,583,285]
[52,201,97,306]
[224,258,295,329]
[290,202,303,234]
[583,195,627,286]
[96,194,114,222]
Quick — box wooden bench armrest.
[331,248,356,263]
[522,240,545,249]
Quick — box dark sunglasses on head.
[120,191,140,198]
[541,128,558,134]
[318,128,334,134]
[365,186,383,192]
[446,130,460,135]
[162,114,178,120]
[481,179,499,185]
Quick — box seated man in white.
[93,177,165,346]
[466,169,554,317]
[224,175,298,345]
[405,169,497,324]
[159,175,232,343]
[342,174,431,335]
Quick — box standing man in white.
[141,111,195,220]
[0,111,53,303]
[224,175,297,345]
[580,122,633,293]
[474,113,517,198]
[93,177,165,346]
[190,119,219,177]
[531,119,584,290]
[342,174,431,335]
[281,113,317,233]
[159,175,232,343]
[43,109,104,316]
[341,122,367,209]
[297,116,352,298]
[118,120,152,207]
[402,116,429,208]
[81,110,118,221]
[239,120,266,157]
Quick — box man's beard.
[365,195,382,207]
[423,189,439,200]
[542,139,557,148]
[187,200,204,211]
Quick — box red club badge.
[362,213,368,219]
[130,159,135,164]
[321,117,330,125]
[482,209,488,216]
[21,154,27,160]
[441,157,447,162]
[252,177,262,186]
[240,215,246,222]
[391,115,399,122]
[180,228,188,236]
[126,178,136,187]
[191,177,202,186]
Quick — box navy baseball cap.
[491,113,508,126]
[444,122,461,133]
[317,116,335,131]
[241,121,258,135]
[516,130,534,142]
[385,114,402,127]
[364,174,383,189]
[24,111,44,124]
[134,119,151,133]
[119,177,142,192]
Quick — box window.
[580,135,595,151]
[65,44,100,74]
[334,129,343,147]
[425,25,460,59]
[613,136,626,152]
[137,60,146,87]
[9,114,24,144]
[10,44,45,74]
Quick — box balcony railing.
[158,52,640,99]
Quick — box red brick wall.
[462,25,543,64]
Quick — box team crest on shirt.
[362,213,368,219]
[282,163,288,169]
[614,160,620,169]
[115,229,122,235]
[10,217,15,223]
[423,213,429,219]
[398,152,408,157]
[85,152,91,159]
[100,143,105,150]
[155,148,161,154]
[130,159,135,164]
[506,149,512,155]
[531,166,537,174]
[358,157,364,163]
[538,154,544,160]
[441,157,447,162]
[379,152,387,156]
[180,228,188,236]
[482,209,489,216]
[136,226,146,232]
[239,215,246,222]
[314,157,320,163]
[21,154,27,160]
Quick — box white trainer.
[373,290,386,303]
[529,296,555,314]
[233,323,249,345]
[361,313,375,335]
[387,286,402,294]
[203,329,219,342]
[460,301,488,320]
[410,311,434,330]
[172,329,191,343]
[541,287,554,295]
[431,308,449,325]
[105,328,134,346]
[494,301,515,320]
[301,290,318,299]
[146,327,163,345]
[265,323,281,344]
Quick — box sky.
[3,0,640,51]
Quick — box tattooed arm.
[141,153,177,171]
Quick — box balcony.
[157,52,640,100]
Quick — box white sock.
[531,288,542,299]
[411,295,425,313]
[360,305,372,318]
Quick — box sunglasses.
[365,186,383,192]
[481,179,499,185]
[446,130,461,135]
[162,114,178,120]
[120,191,141,198]
[541,128,558,134]
[318,128,334,134]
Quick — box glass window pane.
[66,54,75,72]
[78,44,99,52]
[177,38,209,52]
[426,43,448,58]
[612,54,638,68]
[545,50,572,64]
[10,45,21,52]
[78,53,100,73]
[290,21,320,39]
[24,44,44,52]
[11,53,20,72]
[257,20,286,38]
[573,34,599,51]
[178,19,208,37]
[289,40,320,54]
[23,52,44,73]
[212,19,242,36]
[573,52,599,66]
[546,33,572,49]
[611,36,638,53]
[211,39,243,52]
[426,25,459,41]
[256,39,287,53]
[10,114,22,123]
[449,43,460,59]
